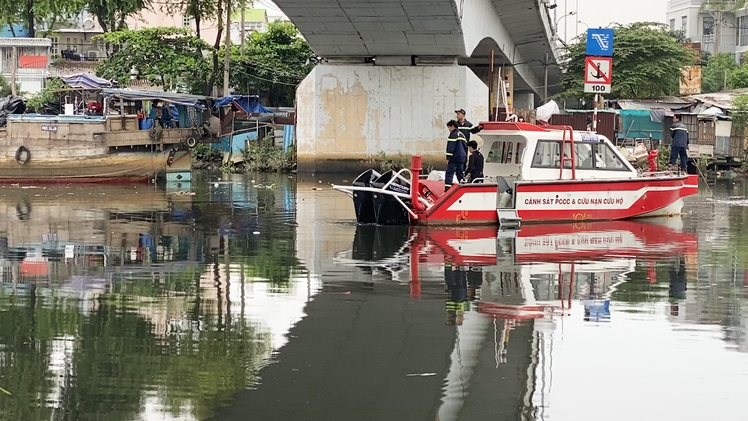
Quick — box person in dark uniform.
[455,108,483,143]
[445,262,469,326]
[669,114,689,173]
[668,257,687,315]
[445,120,467,192]
[464,140,485,183]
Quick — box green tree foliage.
[728,65,748,89]
[94,27,211,92]
[731,93,748,140]
[0,75,20,97]
[558,22,697,100]
[159,0,219,40]
[26,77,67,111]
[701,52,738,92]
[0,0,86,37]
[226,22,319,106]
[84,0,150,33]
[158,0,230,94]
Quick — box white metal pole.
[564,0,568,42]
[593,94,599,132]
[575,0,579,38]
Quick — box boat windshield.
[531,139,628,171]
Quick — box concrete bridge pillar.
[295,63,489,173]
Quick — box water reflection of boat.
[334,218,699,311]
[333,219,699,421]
[0,186,198,282]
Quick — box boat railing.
[382,168,414,191]
[470,177,492,183]
[557,125,577,180]
[331,184,432,219]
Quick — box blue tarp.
[60,73,113,89]
[282,125,294,153]
[213,95,271,114]
[0,24,29,37]
[218,131,257,153]
[619,109,664,140]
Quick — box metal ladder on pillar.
[558,125,576,180]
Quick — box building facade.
[666,0,746,59]
[128,6,287,47]
[0,37,51,94]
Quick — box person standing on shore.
[669,114,689,173]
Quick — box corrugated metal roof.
[683,92,734,110]
[617,101,690,111]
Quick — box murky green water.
[0,172,747,421]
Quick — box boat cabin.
[477,122,637,183]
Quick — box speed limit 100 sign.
[584,56,612,94]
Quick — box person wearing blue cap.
[455,109,483,143]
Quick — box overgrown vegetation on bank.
[240,134,295,172]
[191,132,295,173]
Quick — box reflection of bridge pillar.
[296,63,489,173]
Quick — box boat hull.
[415,175,698,225]
[336,169,699,226]
[513,176,696,222]
[0,151,172,184]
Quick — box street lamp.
[555,11,576,41]
[577,20,589,38]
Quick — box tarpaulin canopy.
[619,109,664,140]
[101,88,208,109]
[60,73,113,89]
[214,95,271,113]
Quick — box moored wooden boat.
[0,112,194,184]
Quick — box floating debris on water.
[406,373,437,377]
[0,386,11,395]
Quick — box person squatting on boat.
[669,114,689,173]
[445,120,467,191]
[463,140,485,183]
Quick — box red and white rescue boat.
[333,123,699,226]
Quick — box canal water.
[0,172,747,421]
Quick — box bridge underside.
[274,0,563,172]
[275,0,562,100]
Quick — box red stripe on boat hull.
[0,176,152,185]
[415,175,697,225]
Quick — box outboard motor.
[351,169,380,223]
[371,170,411,225]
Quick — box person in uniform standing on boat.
[445,120,467,192]
[464,140,484,183]
[669,114,689,173]
[455,109,483,142]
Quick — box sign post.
[584,28,614,133]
